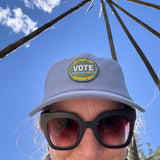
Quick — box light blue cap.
[29,53,145,116]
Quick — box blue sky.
[0,0,160,159]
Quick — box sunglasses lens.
[47,118,79,148]
[98,116,130,146]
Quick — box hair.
[44,154,51,160]
[127,110,145,159]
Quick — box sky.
[0,0,160,159]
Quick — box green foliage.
[127,135,160,160]
[138,143,160,160]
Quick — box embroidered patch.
[68,58,99,82]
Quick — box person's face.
[47,98,128,160]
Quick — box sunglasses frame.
[40,107,136,150]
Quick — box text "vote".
[73,65,93,72]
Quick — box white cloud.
[0,7,37,35]
[24,0,34,9]
[24,0,60,13]
[25,42,31,48]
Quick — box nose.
[76,128,102,159]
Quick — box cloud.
[0,7,38,35]
[25,42,31,48]
[24,0,60,13]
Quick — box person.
[29,53,145,160]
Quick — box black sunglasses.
[40,108,136,150]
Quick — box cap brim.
[29,90,145,116]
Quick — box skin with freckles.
[45,98,128,160]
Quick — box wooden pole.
[100,0,117,61]
[111,0,160,38]
[0,0,91,59]
[126,0,160,10]
[106,0,160,90]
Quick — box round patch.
[68,58,99,82]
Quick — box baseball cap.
[29,53,145,116]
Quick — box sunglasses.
[40,108,136,150]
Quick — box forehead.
[48,98,125,120]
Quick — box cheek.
[106,148,128,160]
[49,147,74,160]
[49,147,128,160]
